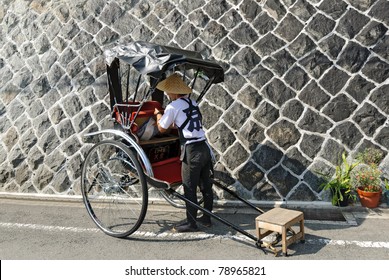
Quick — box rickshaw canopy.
[104,41,224,83]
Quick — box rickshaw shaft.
[169,190,259,242]
[211,178,265,214]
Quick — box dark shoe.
[196,215,212,227]
[172,222,198,233]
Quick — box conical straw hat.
[156,73,192,94]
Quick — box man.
[154,73,213,233]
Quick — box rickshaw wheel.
[81,139,148,238]
[161,170,222,210]
[160,184,189,209]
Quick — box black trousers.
[181,141,213,226]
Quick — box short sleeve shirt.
[159,97,206,144]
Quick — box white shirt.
[159,97,206,144]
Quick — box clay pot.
[357,187,382,208]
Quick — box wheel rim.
[81,140,148,237]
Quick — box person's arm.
[154,108,169,134]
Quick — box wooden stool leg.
[281,226,287,256]
[300,219,305,243]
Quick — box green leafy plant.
[353,164,382,192]
[352,148,384,193]
[356,147,384,165]
[320,152,359,206]
[384,179,389,192]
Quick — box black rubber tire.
[81,140,148,238]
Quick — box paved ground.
[1,195,388,279]
[0,195,389,260]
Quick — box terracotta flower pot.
[357,187,382,208]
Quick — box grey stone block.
[319,67,350,95]
[253,101,279,127]
[264,0,287,21]
[322,94,358,122]
[99,1,124,25]
[267,119,301,150]
[229,22,259,45]
[237,85,262,109]
[201,21,227,47]
[261,78,295,107]
[219,9,241,29]
[318,0,348,20]
[200,102,223,129]
[237,161,264,191]
[370,84,389,114]
[336,8,370,39]
[255,33,285,57]
[356,21,387,46]
[223,101,251,130]
[283,147,311,176]
[300,133,324,159]
[20,128,38,154]
[175,23,200,48]
[231,47,261,75]
[253,182,280,201]
[213,38,239,61]
[162,10,186,32]
[284,66,309,90]
[368,0,389,26]
[288,183,318,201]
[375,127,389,149]
[348,0,378,11]
[346,75,374,103]
[330,121,363,149]
[252,11,277,35]
[362,56,389,83]
[337,41,370,73]
[306,13,336,41]
[290,0,316,22]
[240,0,262,21]
[204,0,231,20]
[72,111,92,133]
[275,14,304,42]
[38,127,60,155]
[95,26,119,45]
[207,123,235,152]
[252,142,283,171]
[353,102,386,136]
[223,142,249,171]
[268,165,299,197]
[264,49,296,76]
[299,50,332,79]
[319,34,346,60]
[282,99,304,121]
[298,108,332,133]
[238,120,265,151]
[247,65,273,89]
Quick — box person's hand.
[154,108,162,116]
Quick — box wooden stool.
[255,208,304,256]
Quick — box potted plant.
[320,152,358,207]
[352,148,384,208]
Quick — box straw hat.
[156,73,192,94]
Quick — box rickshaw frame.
[81,41,284,255]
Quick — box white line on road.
[1,222,389,249]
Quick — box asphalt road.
[1,196,389,261]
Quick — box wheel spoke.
[81,140,148,237]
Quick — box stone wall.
[0,0,388,203]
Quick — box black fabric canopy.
[104,41,224,84]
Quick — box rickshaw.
[81,41,301,255]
